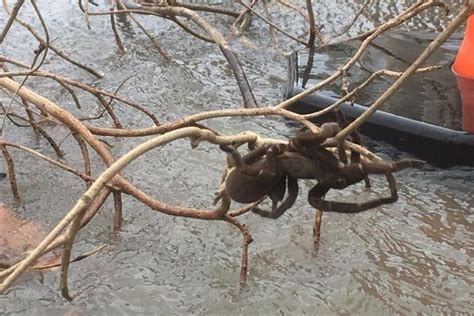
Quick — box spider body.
[221,123,424,240]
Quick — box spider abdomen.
[225,167,283,203]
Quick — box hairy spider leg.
[290,122,341,149]
[333,109,369,173]
[220,144,272,167]
[308,158,424,241]
[252,176,298,219]
[349,131,371,188]
[220,144,246,167]
[242,145,272,165]
[333,108,350,164]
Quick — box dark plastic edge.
[289,87,474,146]
[286,89,474,166]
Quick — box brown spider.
[221,122,425,242]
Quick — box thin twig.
[118,0,171,61]
[336,4,472,141]
[0,143,20,204]
[140,1,240,18]
[230,0,256,37]
[2,0,102,78]
[113,191,123,236]
[238,0,307,45]
[0,140,119,190]
[6,107,65,157]
[0,56,160,125]
[224,214,253,285]
[0,127,254,293]
[60,205,86,301]
[170,17,214,43]
[0,0,25,43]
[86,6,258,107]
[0,143,21,204]
[323,0,372,44]
[110,6,126,54]
[305,0,316,47]
[303,66,441,119]
[72,132,92,187]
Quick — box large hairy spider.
[220,123,424,242]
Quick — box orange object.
[453,15,474,77]
[452,14,474,133]
[454,74,474,133]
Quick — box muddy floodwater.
[0,0,473,314]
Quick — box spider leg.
[308,177,398,214]
[308,173,401,242]
[335,158,424,186]
[348,130,371,188]
[309,159,423,214]
[220,144,271,167]
[249,175,286,217]
[316,122,341,143]
[290,123,341,150]
[242,145,271,165]
[252,176,298,219]
[359,159,425,174]
[269,173,286,202]
[333,109,349,164]
[220,144,245,167]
